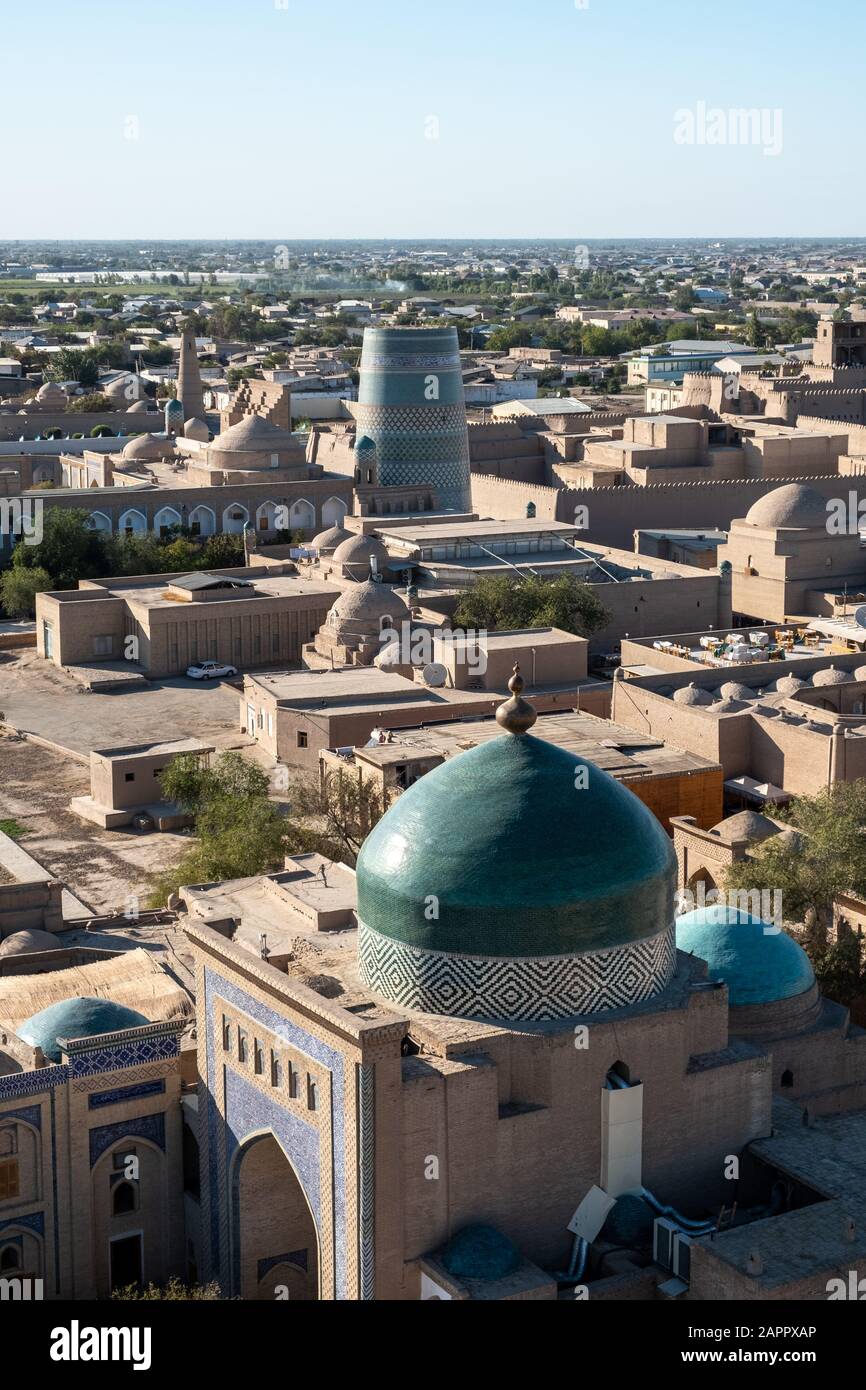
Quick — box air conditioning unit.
[673,1231,693,1281]
[653,1217,679,1271]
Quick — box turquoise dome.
[19,996,149,1062]
[676,906,815,1005]
[356,731,676,959]
[440,1225,520,1281]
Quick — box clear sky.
[4,0,863,239]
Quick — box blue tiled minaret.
[354,326,471,512]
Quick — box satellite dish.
[423,662,448,688]
[853,605,866,628]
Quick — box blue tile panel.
[203,966,348,1299]
[0,1066,67,1104]
[69,1033,179,1078]
[0,1103,42,1132]
[0,1210,44,1237]
[88,1079,166,1110]
[88,1111,166,1168]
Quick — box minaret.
[354,325,471,512]
[177,323,204,421]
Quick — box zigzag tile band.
[358,921,677,1022]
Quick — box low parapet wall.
[0,412,159,441]
[470,472,866,549]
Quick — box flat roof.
[377,518,583,544]
[92,738,214,761]
[441,627,584,650]
[345,710,718,780]
[118,576,338,611]
[249,668,420,703]
[507,398,593,414]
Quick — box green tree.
[286,769,387,866]
[49,348,100,389]
[811,934,866,1018]
[485,324,533,352]
[0,565,53,618]
[452,573,609,640]
[159,536,201,572]
[745,312,769,349]
[68,392,113,412]
[147,753,288,904]
[199,533,245,568]
[726,782,866,939]
[112,1278,225,1301]
[11,508,108,588]
[106,532,165,576]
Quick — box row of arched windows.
[86,496,348,539]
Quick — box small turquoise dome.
[165,397,183,415]
[19,996,149,1062]
[676,906,815,1006]
[354,434,377,457]
[440,1225,520,1281]
[357,731,676,958]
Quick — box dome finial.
[496,663,537,735]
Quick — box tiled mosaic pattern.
[358,921,677,1021]
[88,1111,166,1168]
[88,1079,166,1110]
[203,967,348,1299]
[68,1031,179,1078]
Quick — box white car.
[186,660,238,681]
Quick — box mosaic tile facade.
[67,1028,180,1078]
[358,920,678,1022]
[356,326,472,512]
[0,1209,44,1238]
[0,1103,42,1132]
[0,1066,67,1104]
[88,1079,166,1110]
[88,1111,166,1168]
[202,966,350,1299]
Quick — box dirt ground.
[0,649,247,756]
[0,733,193,914]
[0,651,284,913]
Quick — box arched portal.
[685,866,719,908]
[222,504,249,535]
[256,500,280,532]
[189,505,216,537]
[153,506,182,538]
[231,1132,319,1301]
[321,496,348,529]
[118,509,147,536]
[288,498,315,532]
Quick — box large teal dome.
[19,996,149,1062]
[676,906,815,1006]
[357,718,677,1021]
